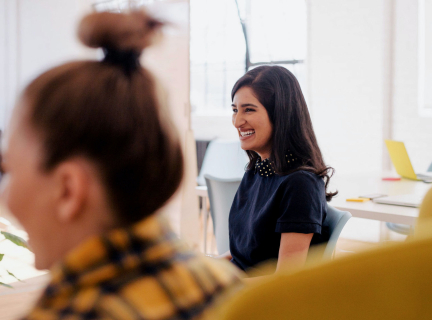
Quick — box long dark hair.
[231,65,337,201]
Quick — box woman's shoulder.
[279,170,324,188]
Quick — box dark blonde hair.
[20,11,183,225]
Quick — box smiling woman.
[228,65,337,273]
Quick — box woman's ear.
[54,161,89,223]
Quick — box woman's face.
[0,106,59,269]
[232,86,273,159]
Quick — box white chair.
[197,140,248,253]
[197,139,248,186]
[204,175,242,254]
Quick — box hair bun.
[78,10,163,52]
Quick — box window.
[190,0,246,116]
[190,0,307,116]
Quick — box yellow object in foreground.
[346,198,370,202]
[417,186,432,222]
[211,187,432,320]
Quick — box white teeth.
[240,130,255,137]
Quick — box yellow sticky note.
[346,198,370,202]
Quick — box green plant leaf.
[6,270,22,282]
[0,282,12,288]
[1,232,30,250]
[0,254,4,262]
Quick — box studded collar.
[254,153,299,177]
[255,158,274,177]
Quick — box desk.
[196,173,432,243]
[329,173,430,226]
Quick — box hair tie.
[102,47,141,75]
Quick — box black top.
[229,160,329,271]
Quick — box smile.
[240,130,255,137]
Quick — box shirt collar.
[47,214,180,298]
[254,153,299,177]
[255,158,274,177]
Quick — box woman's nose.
[233,112,246,128]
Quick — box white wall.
[393,0,432,172]
[0,0,20,130]
[308,0,392,175]
[18,0,93,85]
[0,0,93,130]
[308,0,432,175]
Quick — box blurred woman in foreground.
[1,10,240,319]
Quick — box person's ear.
[54,161,89,223]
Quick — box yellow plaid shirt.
[24,215,241,320]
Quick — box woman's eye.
[232,108,238,113]
[245,108,255,112]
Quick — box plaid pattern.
[23,215,241,320]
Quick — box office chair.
[204,175,242,254]
[321,205,352,260]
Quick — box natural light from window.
[190,0,307,116]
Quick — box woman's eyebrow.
[240,103,258,108]
[231,103,259,108]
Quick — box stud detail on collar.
[255,152,298,177]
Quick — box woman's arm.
[207,250,232,261]
[276,232,313,271]
[244,233,313,284]
[219,250,233,260]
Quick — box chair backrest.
[204,174,242,254]
[321,205,352,259]
[197,139,248,186]
[212,225,432,320]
